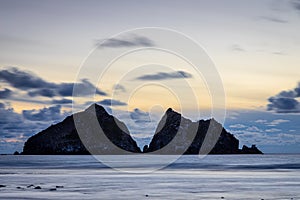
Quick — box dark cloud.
[295,83,300,97]
[135,70,193,81]
[267,82,300,113]
[59,79,107,97]
[22,105,64,121]
[56,83,73,96]
[0,103,69,153]
[0,67,107,98]
[98,35,155,48]
[268,97,299,113]
[0,105,25,152]
[0,67,55,89]
[292,0,300,11]
[130,108,151,123]
[0,104,22,124]
[259,16,288,23]
[28,88,56,97]
[98,99,127,107]
[0,104,26,129]
[113,84,126,93]
[0,88,12,99]
[278,90,297,98]
[51,98,72,104]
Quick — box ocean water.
[0,154,299,200]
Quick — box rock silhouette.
[144,108,262,154]
[22,104,141,155]
[22,104,262,155]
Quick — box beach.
[0,155,299,199]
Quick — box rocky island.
[22,104,141,155]
[144,108,262,154]
[22,104,262,155]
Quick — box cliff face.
[22,104,141,155]
[144,108,262,155]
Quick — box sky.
[0,0,300,154]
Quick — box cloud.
[265,128,281,133]
[22,105,65,121]
[295,83,300,96]
[229,123,297,146]
[28,88,56,97]
[231,44,246,52]
[98,35,155,48]
[267,82,300,113]
[259,16,288,23]
[51,98,72,104]
[130,108,151,123]
[246,126,262,132]
[267,119,290,126]
[58,79,107,97]
[272,51,286,56]
[98,99,127,107]
[113,84,126,93]
[110,107,160,148]
[291,0,300,11]
[278,90,297,98]
[135,70,193,81]
[0,103,69,153]
[0,105,26,153]
[254,119,289,126]
[229,124,246,129]
[0,67,54,89]
[232,129,300,146]
[0,67,107,98]
[0,88,12,99]
[268,97,300,113]
[0,104,23,125]
[36,79,107,97]
[226,109,300,153]
[255,119,268,123]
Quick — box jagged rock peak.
[241,145,263,154]
[166,107,180,113]
[165,108,182,117]
[85,103,107,114]
[166,107,173,113]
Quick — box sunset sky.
[0,0,300,153]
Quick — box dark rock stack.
[240,145,263,154]
[22,104,141,155]
[22,105,262,155]
[144,108,262,155]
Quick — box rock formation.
[240,145,263,154]
[22,104,262,155]
[143,108,262,154]
[22,104,141,155]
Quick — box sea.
[0,154,299,200]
